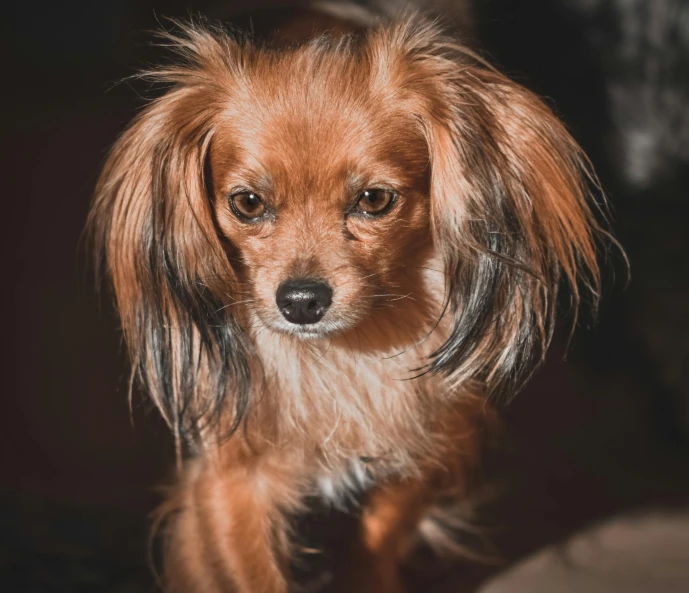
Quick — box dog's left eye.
[354,189,396,216]
[230,192,267,221]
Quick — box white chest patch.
[317,458,373,507]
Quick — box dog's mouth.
[268,317,347,340]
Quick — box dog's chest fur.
[315,457,374,506]
[251,323,451,476]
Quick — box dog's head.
[208,43,434,341]
[90,18,603,444]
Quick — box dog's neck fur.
[240,256,457,481]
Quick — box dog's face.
[90,19,603,441]
[210,58,433,339]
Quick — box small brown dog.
[90,5,603,592]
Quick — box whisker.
[312,337,333,364]
[213,299,256,313]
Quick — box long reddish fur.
[90,13,603,593]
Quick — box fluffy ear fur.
[89,23,252,449]
[377,20,605,400]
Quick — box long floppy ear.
[89,23,251,449]
[383,20,605,400]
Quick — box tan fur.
[89,13,605,593]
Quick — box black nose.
[276,279,332,325]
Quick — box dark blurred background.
[4,1,689,592]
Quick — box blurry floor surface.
[478,510,689,593]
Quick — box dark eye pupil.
[365,191,377,203]
[246,194,258,206]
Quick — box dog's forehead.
[213,55,425,194]
[236,67,382,153]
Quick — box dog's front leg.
[163,448,303,593]
[359,478,431,593]
[336,400,494,593]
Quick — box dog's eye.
[354,189,396,216]
[230,192,266,221]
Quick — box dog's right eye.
[229,192,267,221]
